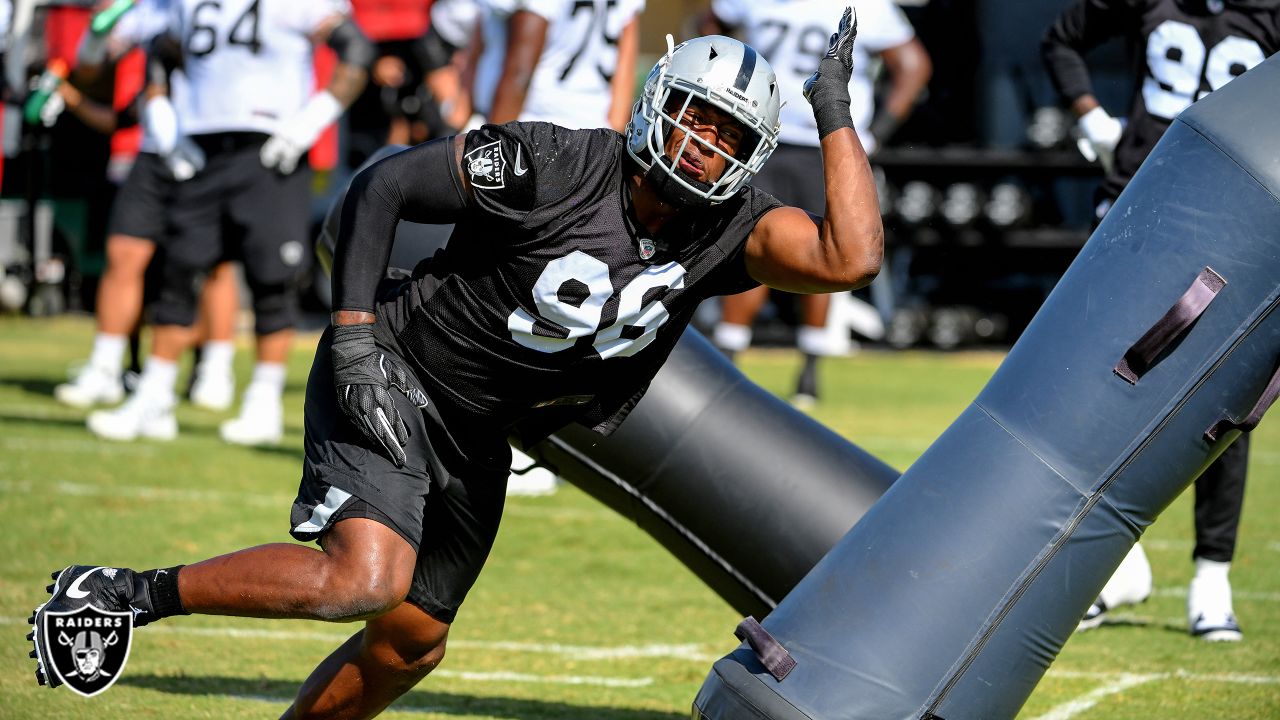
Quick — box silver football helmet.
[626,34,781,206]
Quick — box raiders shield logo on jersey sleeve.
[465,140,507,190]
[41,604,133,697]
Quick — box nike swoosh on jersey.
[514,145,528,176]
[65,567,108,600]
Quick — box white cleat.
[1188,576,1243,642]
[219,388,283,446]
[1076,543,1152,632]
[86,391,178,441]
[189,369,235,411]
[54,364,124,408]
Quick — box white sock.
[247,362,286,399]
[200,340,235,375]
[1194,557,1231,585]
[797,325,832,357]
[88,334,127,372]
[136,357,178,400]
[714,323,753,353]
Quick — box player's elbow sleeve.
[328,19,376,70]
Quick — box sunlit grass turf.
[1,315,1276,719]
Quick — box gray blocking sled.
[692,54,1280,720]
[524,330,898,618]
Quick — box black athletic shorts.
[290,327,508,624]
[107,152,177,240]
[165,132,312,287]
[752,142,825,214]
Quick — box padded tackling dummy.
[693,54,1280,720]
[525,330,899,617]
[315,146,900,618]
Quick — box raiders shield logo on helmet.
[41,604,133,697]
[464,140,507,190]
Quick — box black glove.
[330,323,428,467]
[802,6,858,140]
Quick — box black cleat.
[792,356,820,409]
[30,565,156,689]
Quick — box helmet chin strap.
[645,152,717,209]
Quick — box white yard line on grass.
[1029,672,1164,720]
[0,478,287,508]
[0,616,716,663]
[1,435,157,456]
[232,695,452,714]
[0,477,614,520]
[1036,669,1280,720]
[1152,586,1280,602]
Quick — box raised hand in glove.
[802,6,858,139]
[330,323,429,467]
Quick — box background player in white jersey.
[703,0,931,405]
[86,0,374,445]
[47,0,243,414]
[471,0,643,130]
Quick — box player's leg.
[56,154,173,407]
[221,148,310,445]
[1188,434,1249,641]
[714,286,770,361]
[87,153,225,441]
[281,595,450,720]
[284,434,507,718]
[177,518,417,620]
[793,293,832,407]
[32,334,436,688]
[189,260,240,411]
[28,517,419,688]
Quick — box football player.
[31,11,883,717]
[471,0,644,131]
[1043,0,1280,641]
[85,0,374,445]
[703,0,930,405]
[47,0,242,413]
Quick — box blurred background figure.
[1043,0,1279,641]
[35,0,242,414]
[86,0,371,446]
[470,0,643,131]
[703,0,930,406]
[344,0,475,166]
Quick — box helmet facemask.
[627,35,781,207]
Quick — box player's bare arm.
[608,16,642,131]
[872,37,932,144]
[312,13,375,106]
[488,10,550,124]
[745,7,883,293]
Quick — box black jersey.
[375,122,782,466]
[1044,0,1280,200]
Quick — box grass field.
[1,315,1277,719]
